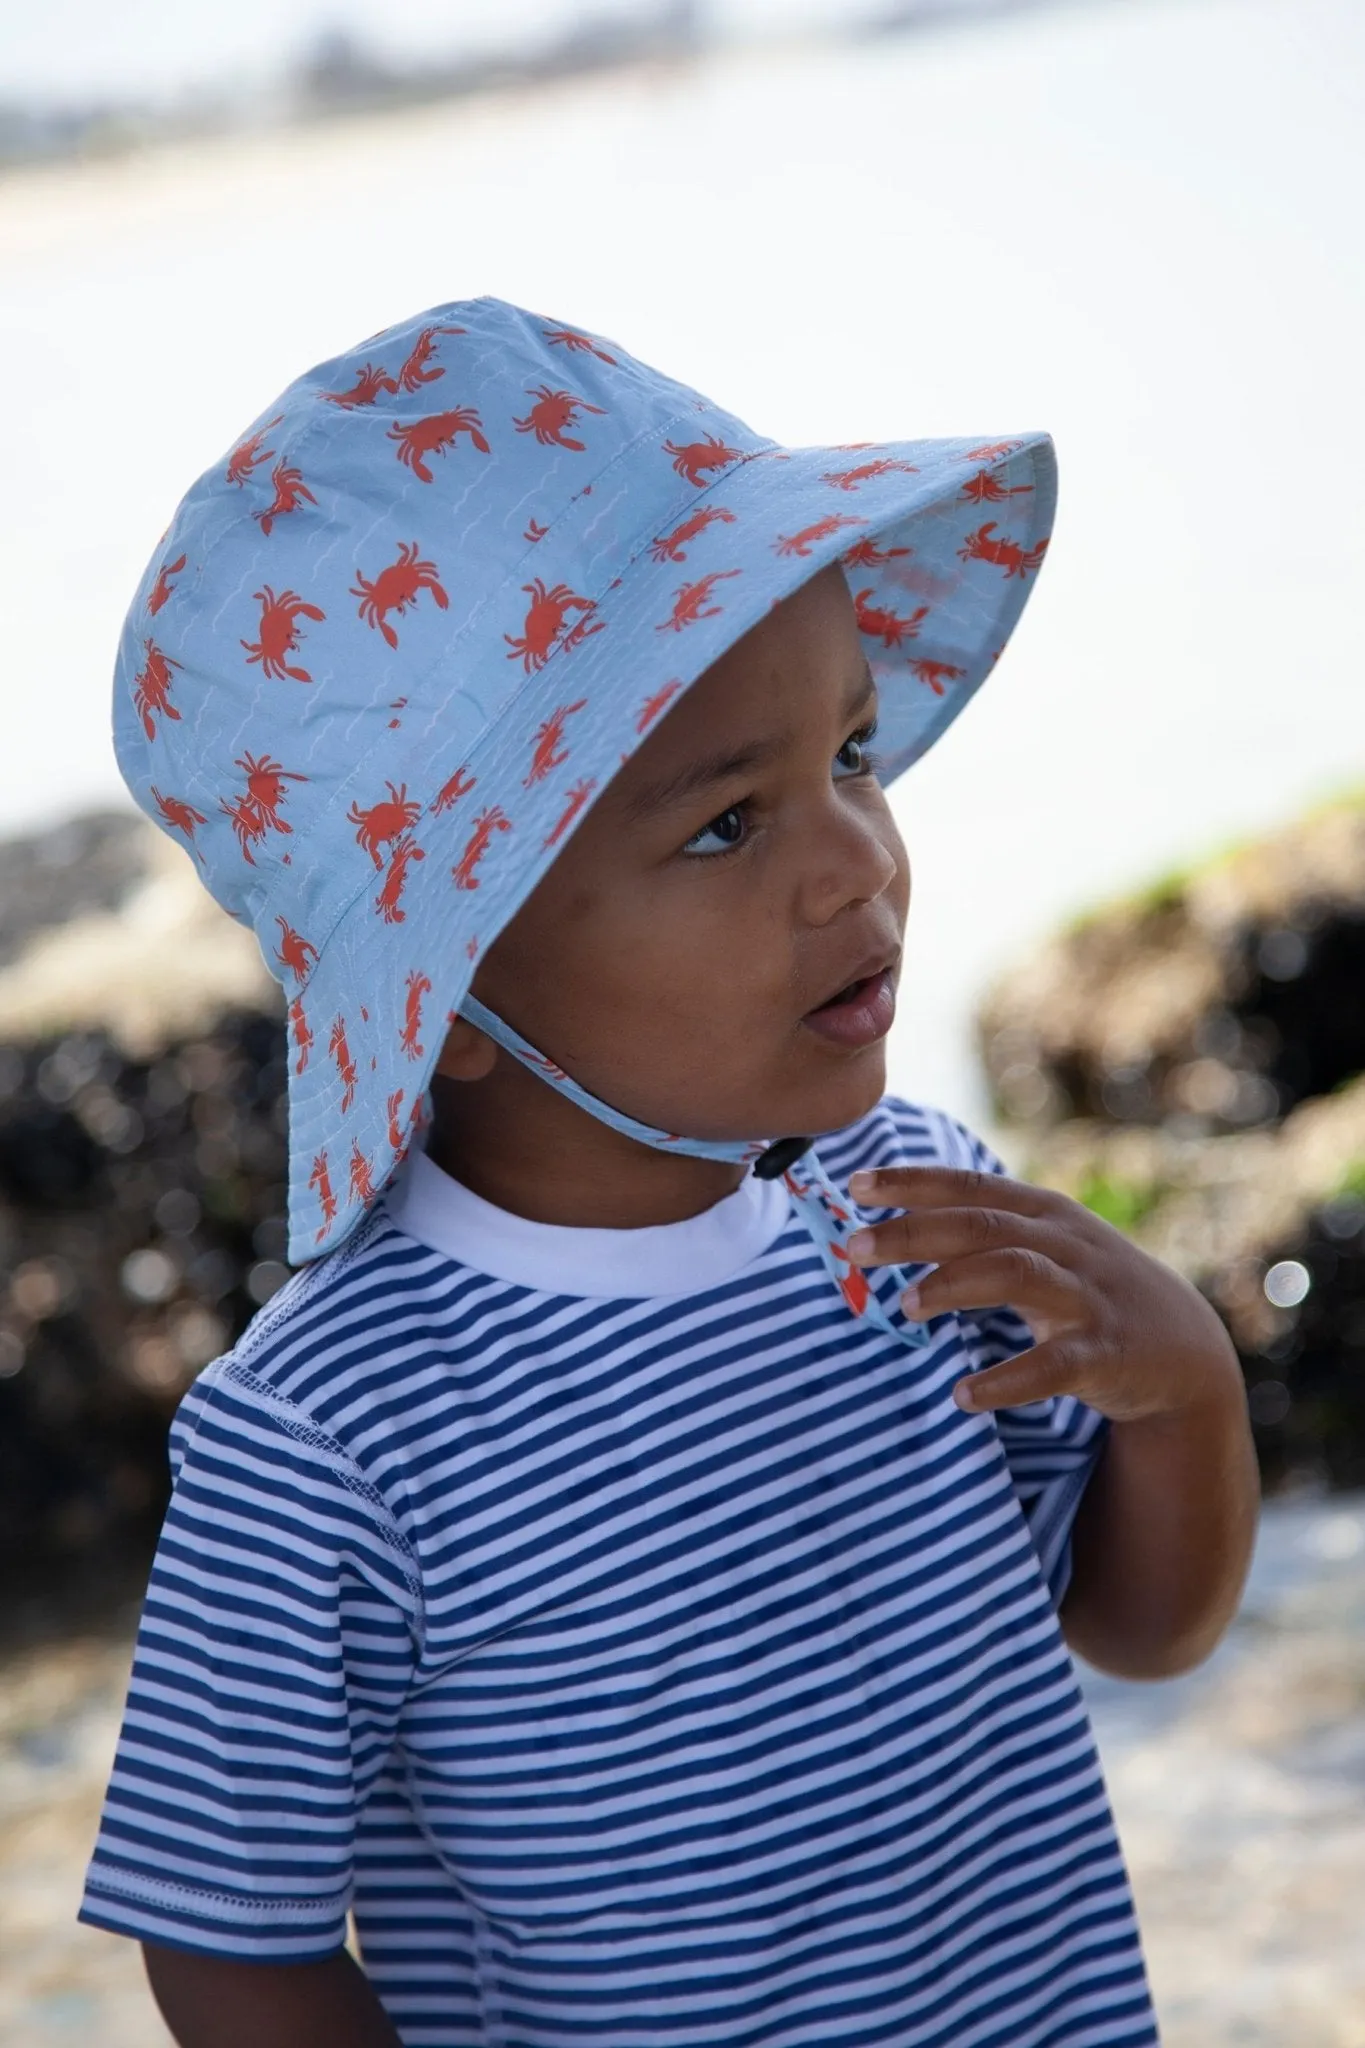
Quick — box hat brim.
[283,431,1055,1261]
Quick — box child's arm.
[144,1943,403,2048]
[846,1164,1259,1679]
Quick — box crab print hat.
[114,297,1056,1263]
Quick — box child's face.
[447,564,910,1147]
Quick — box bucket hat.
[113,297,1055,1268]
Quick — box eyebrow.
[622,660,878,823]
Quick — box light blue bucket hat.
[113,297,1055,1272]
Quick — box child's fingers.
[846,1203,1066,1274]
[849,1165,1054,1220]
[900,1247,1082,1325]
[952,1340,1082,1414]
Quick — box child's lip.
[801,967,897,1048]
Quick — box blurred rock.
[978,792,1365,1489]
[0,812,284,1624]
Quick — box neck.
[426,1061,746,1229]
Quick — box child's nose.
[799,802,903,925]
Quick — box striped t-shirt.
[81,1097,1156,2047]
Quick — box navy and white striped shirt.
[81,1098,1156,2046]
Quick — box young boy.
[81,298,1257,2047]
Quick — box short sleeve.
[80,1360,423,1960]
[925,1107,1109,1606]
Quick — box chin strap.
[458,994,929,1348]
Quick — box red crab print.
[656,568,741,633]
[773,513,864,559]
[309,1151,337,1239]
[963,441,1021,462]
[218,752,307,863]
[375,831,425,923]
[401,971,431,1060]
[524,699,586,787]
[290,997,314,1075]
[255,462,317,535]
[274,916,318,982]
[958,468,1033,505]
[386,1089,406,1153]
[543,777,596,848]
[348,1139,376,1204]
[132,640,183,740]
[957,521,1050,579]
[524,517,549,543]
[396,323,466,393]
[853,588,928,648]
[388,407,490,482]
[909,658,965,696]
[328,1015,358,1114]
[347,781,422,868]
[320,362,398,409]
[663,434,741,487]
[504,580,601,672]
[543,326,618,365]
[452,805,510,891]
[150,786,206,858]
[521,1048,569,1082]
[513,385,606,451]
[648,505,736,564]
[351,541,449,650]
[821,456,920,492]
[226,416,282,487]
[635,679,682,733]
[147,553,186,615]
[430,765,476,815]
[841,538,911,570]
[240,586,325,682]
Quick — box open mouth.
[802,966,897,1047]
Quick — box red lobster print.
[274,916,318,981]
[524,699,586,787]
[821,456,920,492]
[226,416,281,486]
[543,777,596,849]
[513,386,606,451]
[348,1140,377,1204]
[430,765,476,815]
[321,363,398,409]
[290,997,314,1075]
[663,434,740,487]
[648,505,736,564]
[132,640,183,740]
[351,542,449,650]
[908,658,965,696]
[218,752,307,863]
[829,1242,870,1317]
[150,786,206,858]
[389,408,490,482]
[504,581,601,672]
[958,468,1033,505]
[635,679,682,733]
[240,586,325,682]
[842,538,910,570]
[396,324,466,393]
[386,1089,407,1153]
[255,462,317,535]
[347,781,422,867]
[401,971,431,1060]
[375,831,425,924]
[309,1152,337,1240]
[147,553,186,615]
[524,517,549,543]
[773,514,864,559]
[656,569,741,633]
[543,326,618,365]
[329,1015,358,1113]
[853,588,927,649]
[957,522,1049,580]
[963,441,1021,462]
[452,806,509,891]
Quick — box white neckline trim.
[383,1148,792,1299]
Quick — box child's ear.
[432,1015,499,1084]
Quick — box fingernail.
[848,1172,876,1200]
[900,1284,921,1316]
[846,1229,874,1259]
[953,1379,977,1411]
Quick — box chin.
[787,1044,889,1139]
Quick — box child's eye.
[834,719,882,778]
[682,805,747,858]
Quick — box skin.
[143,563,1258,2043]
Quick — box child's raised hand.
[845,1166,1243,1424]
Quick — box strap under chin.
[752,1136,814,1180]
